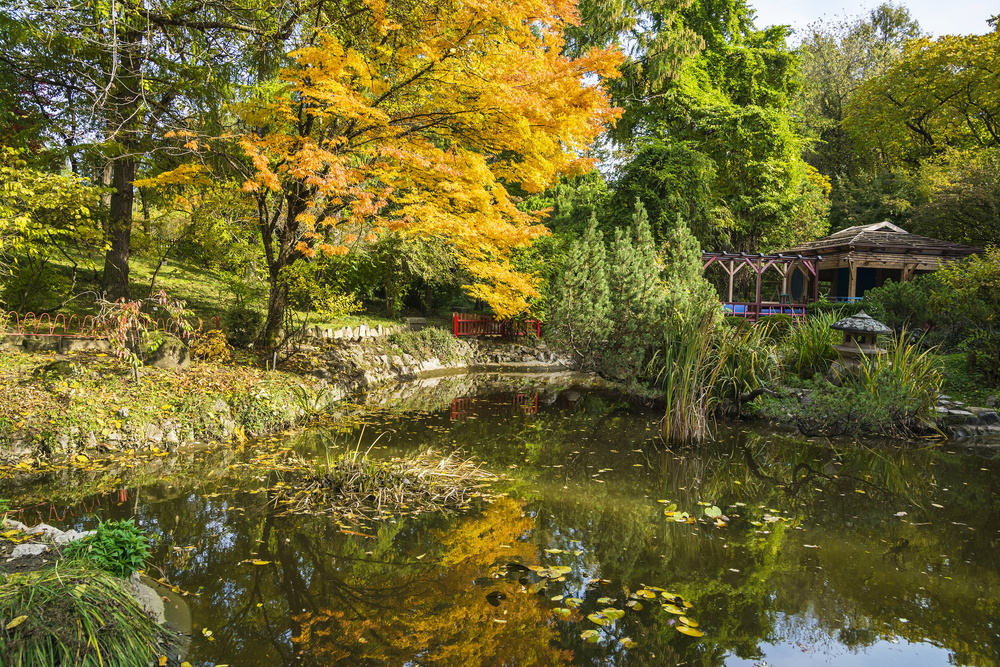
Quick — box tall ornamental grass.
[781,310,840,379]
[651,310,726,445]
[0,563,163,667]
[715,322,781,415]
[856,331,943,430]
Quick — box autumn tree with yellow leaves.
[229,0,622,340]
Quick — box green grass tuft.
[0,562,164,667]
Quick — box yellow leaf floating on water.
[75,454,89,463]
[677,624,704,637]
[6,615,28,630]
[680,616,699,627]
[158,656,168,666]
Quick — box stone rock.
[165,429,180,445]
[12,543,48,558]
[969,407,1000,425]
[61,337,112,353]
[53,529,94,544]
[986,395,997,408]
[130,574,166,625]
[144,423,164,443]
[32,360,81,380]
[145,336,191,371]
[210,399,229,413]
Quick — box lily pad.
[581,629,600,643]
[620,637,638,648]
[597,597,615,605]
[677,625,705,637]
[565,597,584,608]
[661,604,685,615]
[679,616,699,627]
[587,612,609,626]
[602,607,625,620]
[552,607,571,619]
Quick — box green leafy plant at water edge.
[63,518,151,578]
[0,562,163,667]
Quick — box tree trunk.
[261,278,287,347]
[103,154,135,301]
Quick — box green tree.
[548,214,611,371]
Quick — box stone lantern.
[829,310,892,378]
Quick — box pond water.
[3,375,999,667]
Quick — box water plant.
[63,518,152,578]
[0,562,164,666]
[651,309,725,445]
[714,323,781,415]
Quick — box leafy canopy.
[231,0,623,318]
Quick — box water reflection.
[2,381,998,666]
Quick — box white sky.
[749,0,996,39]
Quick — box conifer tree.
[661,214,719,323]
[548,214,611,370]
[602,199,665,378]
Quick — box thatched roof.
[781,221,982,257]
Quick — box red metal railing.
[452,313,541,338]
[1,311,220,340]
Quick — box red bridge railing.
[452,313,541,338]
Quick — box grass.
[940,352,999,406]
[0,562,166,667]
[13,245,410,332]
[0,348,331,457]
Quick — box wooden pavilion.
[702,221,983,321]
[777,221,983,302]
[701,252,820,322]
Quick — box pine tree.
[548,214,611,370]
[661,214,718,323]
[602,199,665,379]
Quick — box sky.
[749,0,996,39]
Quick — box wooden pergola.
[701,251,821,322]
[777,222,984,302]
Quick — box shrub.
[189,329,233,362]
[0,562,163,666]
[223,304,263,349]
[863,275,940,331]
[715,323,781,415]
[724,316,751,328]
[63,518,151,578]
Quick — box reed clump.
[272,448,498,521]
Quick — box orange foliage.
[234,0,621,316]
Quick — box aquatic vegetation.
[272,448,498,522]
[0,562,167,667]
[781,310,840,380]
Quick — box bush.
[714,322,781,415]
[0,562,163,666]
[863,275,940,331]
[724,316,751,329]
[63,518,151,578]
[223,304,263,349]
[757,314,793,341]
[762,333,943,437]
[808,299,866,318]
[189,329,233,362]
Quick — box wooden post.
[754,259,763,319]
[848,263,857,300]
[728,264,735,302]
[901,264,915,282]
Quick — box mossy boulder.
[145,336,191,371]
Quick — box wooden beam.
[848,262,857,299]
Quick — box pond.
[2,374,999,667]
